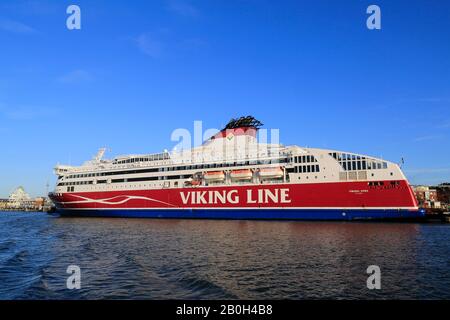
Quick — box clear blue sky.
[0,0,449,197]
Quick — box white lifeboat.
[185,178,202,186]
[259,167,284,179]
[230,169,253,180]
[204,171,225,181]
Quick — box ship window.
[316,165,320,172]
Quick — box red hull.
[50,180,418,210]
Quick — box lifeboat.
[186,179,201,186]
[259,167,284,179]
[203,171,225,181]
[230,169,253,180]
[185,176,202,186]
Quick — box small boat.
[230,169,253,180]
[203,171,225,181]
[185,179,202,186]
[259,167,284,179]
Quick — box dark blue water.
[0,211,449,299]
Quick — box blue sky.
[0,0,449,197]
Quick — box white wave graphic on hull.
[61,194,177,207]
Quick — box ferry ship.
[49,116,423,220]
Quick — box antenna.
[93,148,107,162]
[399,157,405,168]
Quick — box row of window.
[295,165,320,173]
[329,152,387,171]
[60,181,94,186]
[113,152,171,164]
[286,165,320,174]
[63,158,288,180]
[330,152,366,161]
[341,160,387,171]
[291,155,317,164]
[58,175,188,186]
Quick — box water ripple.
[0,212,450,299]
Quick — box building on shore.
[0,187,52,212]
[413,185,450,211]
[7,186,34,209]
[0,199,8,210]
[436,183,450,208]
